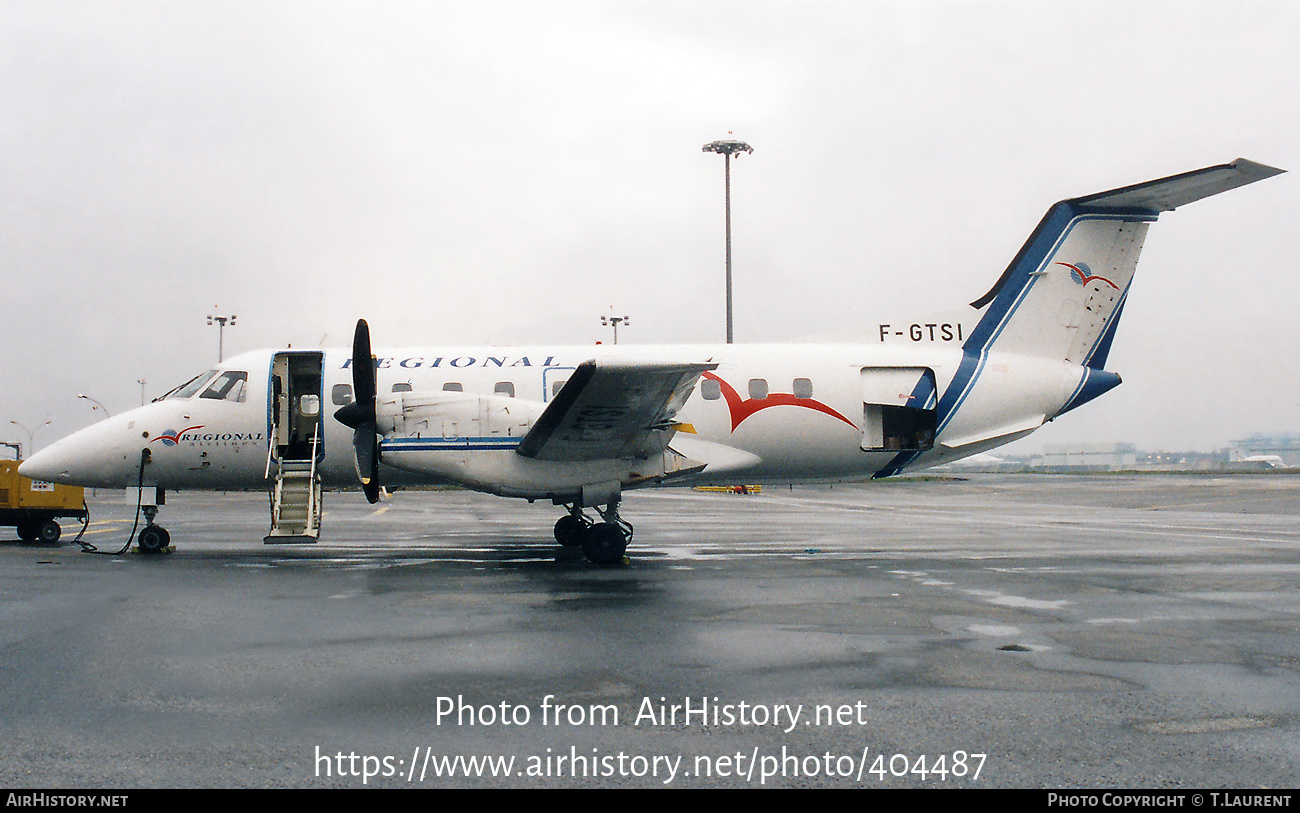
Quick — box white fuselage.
[21,340,1085,495]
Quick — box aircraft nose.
[19,442,80,483]
[18,416,140,488]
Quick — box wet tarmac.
[2,473,1298,788]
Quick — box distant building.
[1139,449,1229,469]
[1229,433,1300,467]
[1041,443,1138,470]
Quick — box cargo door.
[860,367,937,452]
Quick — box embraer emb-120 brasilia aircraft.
[20,159,1283,564]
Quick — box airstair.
[264,351,325,543]
[264,433,322,543]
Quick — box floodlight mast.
[77,394,111,417]
[207,310,237,362]
[702,138,753,344]
[9,419,50,461]
[601,313,629,345]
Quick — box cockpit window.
[200,371,248,403]
[163,370,219,400]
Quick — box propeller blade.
[355,419,381,504]
[334,318,382,504]
[351,318,376,406]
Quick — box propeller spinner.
[333,319,382,503]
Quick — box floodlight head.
[702,139,753,158]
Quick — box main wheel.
[34,520,61,543]
[137,525,171,554]
[581,522,628,565]
[554,515,587,547]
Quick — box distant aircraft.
[20,159,1283,563]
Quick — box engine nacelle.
[376,391,543,441]
[372,390,705,502]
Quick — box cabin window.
[442,382,463,392]
[331,384,353,405]
[298,394,320,417]
[494,382,515,398]
[748,378,769,400]
[200,371,248,403]
[551,379,567,397]
[701,379,721,400]
[793,378,813,399]
[391,382,413,393]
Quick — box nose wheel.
[555,500,632,565]
[135,505,172,554]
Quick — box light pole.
[601,313,629,345]
[77,394,111,418]
[207,309,237,362]
[9,419,51,461]
[138,379,147,405]
[702,137,753,344]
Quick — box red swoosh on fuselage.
[151,424,206,445]
[703,372,858,432]
[1055,262,1119,290]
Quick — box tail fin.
[965,158,1283,369]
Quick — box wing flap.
[516,359,717,462]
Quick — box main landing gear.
[554,500,633,566]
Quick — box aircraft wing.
[516,359,717,462]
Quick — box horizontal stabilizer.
[1071,158,1284,213]
[940,414,1045,450]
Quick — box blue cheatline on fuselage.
[381,437,524,453]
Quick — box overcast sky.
[3,0,1296,458]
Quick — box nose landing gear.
[135,505,172,554]
[133,498,172,555]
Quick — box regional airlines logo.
[152,425,205,447]
[1056,261,1119,290]
[703,372,857,432]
